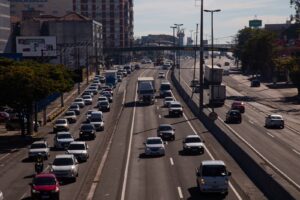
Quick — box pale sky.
[134,0,295,43]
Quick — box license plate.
[41,195,50,199]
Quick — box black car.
[98,101,110,112]
[225,110,242,124]
[79,124,96,140]
[251,79,260,87]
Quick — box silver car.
[66,141,89,162]
[28,141,50,160]
[64,110,77,123]
[53,118,69,133]
[182,135,205,154]
[144,137,165,156]
[82,95,93,105]
[265,114,284,129]
[51,154,79,181]
[54,132,74,149]
[157,124,175,141]
[74,98,85,108]
[163,97,175,107]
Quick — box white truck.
[204,65,223,86]
[137,77,156,105]
[105,70,118,87]
[208,84,226,106]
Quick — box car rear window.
[202,165,226,176]
[53,158,74,166]
[33,177,56,185]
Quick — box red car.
[231,101,245,113]
[31,173,60,200]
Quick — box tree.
[0,59,74,135]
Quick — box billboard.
[16,36,57,57]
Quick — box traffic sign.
[209,112,218,121]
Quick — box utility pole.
[199,0,204,112]
[174,23,183,83]
[170,26,177,68]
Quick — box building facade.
[0,0,11,53]
[10,0,134,48]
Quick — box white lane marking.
[158,114,161,118]
[248,120,254,124]
[121,70,148,200]
[266,131,275,138]
[170,157,174,166]
[0,153,10,161]
[171,85,243,200]
[157,106,159,110]
[122,88,127,105]
[177,186,183,199]
[293,149,300,156]
[155,99,158,103]
[20,192,27,200]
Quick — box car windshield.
[68,144,85,150]
[53,158,74,166]
[81,125,94,131]
[65,112,74,116]
[99,97,107,101]
[165,97,173,101]
[271,116,282,120]
[160,84,171,90]
[56,119,66,124]
[147,139,162,145]
[33,177,56,186]
[185,137,201,143]
[202,165,227,176]
[90,117,103,122]
[70,105,78,109]
[57,134,72,139]
[31,143,46,149]
[83,96,91,99]
[159,126,172,131]
[100,102,108,106]
[75,99,82,102]
[171,104,181,108]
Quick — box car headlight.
[146,147,151,151]
[32,189,40,193]
[51,187,59,192]
[200,178,205,185]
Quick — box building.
[10,0,134,48]
[0,0,11,53]
[17,12,103,70]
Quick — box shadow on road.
[187,187,226,200]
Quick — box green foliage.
[0,59,74,110]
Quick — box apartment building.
[10,0,134,48]
[0,0,10,53]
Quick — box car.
[157,124,175,140]
[224,61,230,66]
[225,109,242,124]
[91,83,100,90]
[163,96,175,107]
[66,141,89,162]
[79,124,96,140]
[98,100,110,112]
[82,90,93,97]
[89,111,105,131]
[0,111,9,122]
[50,154,79,181]
[251,79,261,87]
[223,69,230,76]
[158,72,165,78]
[102,87,113,96]
[31,173,60,200]
[144,137,165,156]
[134,64,141,69]
[162,63,171,70]
[53,118,69,133]
[231,101,245,113]
[82,95,93,105]
[86,109,97,122]
[28,141,50,160]
[100,91,113,103]
[159,81,172,98]
[124,65,131,74]
[88,86,98,95]
[190,79,199,87]
[54,132,74,149]
[182,135,205,154]
[117,75,122,82]
[98,96,108,103]
[122,69,127,77]
[265,114,284,129]
[196,160,231,196]
[69,104,80,115]
[99,76,106,83]
[64,111,77,123]
[74,98,85,108]
[168,101,183,117]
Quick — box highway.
[0,63,267,200]
[178,56,300,197]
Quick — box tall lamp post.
[204,9,221,113]
[174,23,183,83]
[170,26,177,68]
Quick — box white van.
[196,160,231,196]
[89,111,104,131]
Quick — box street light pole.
[174,23,183,83]
[170,26,177,68]
[204,9,221,113]
[199,0,204,112]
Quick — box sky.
[134,0,295,44]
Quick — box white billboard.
[16,36,57,57]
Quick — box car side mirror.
[202,140,205,143]
[227,171,232,176]
[143,142,146,145]
[195,168,201,176]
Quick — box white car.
[54,132,74,149]
[64,111,77,123]
[163,97,174,107]
[265,114,284,129]
[168,101,183,117]
[98,96,108,103]
[82,95,93,105]
[53,118,69,133]
[86,109,97,121]
[158,72,165,78]
[89,111,105,131]
[28,141,50,160]
[51,154,79,181]
[157,124,175,141]
[144,137,165,156]
[66,141,89,162]
[74,98,85,108]
[182,135,205,154]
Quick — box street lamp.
[174,23,183,83]
[170,26,177,68]
[204,9,221,113]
